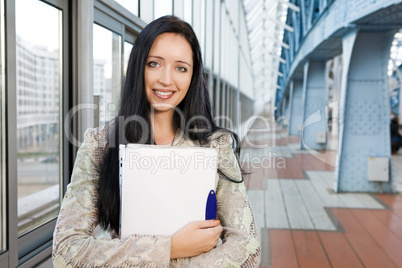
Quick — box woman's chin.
[149,103,176,114]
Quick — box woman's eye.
[148,61,159,68]
[176,66,187,72]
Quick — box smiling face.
[144,32,194,115]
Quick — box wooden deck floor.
[243,123,402,268]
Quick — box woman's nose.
[159,68,173,86]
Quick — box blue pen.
[205,190,217,220]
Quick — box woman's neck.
[150,111,176,145]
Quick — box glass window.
[200,0,205,61]
[0,0,4,253]
[213,0,220,72]
[183,0,192,24]
[124,41,133,77]
[115,0,139,16]
[93,24,122,126]
[15,0,62,235]
[140,0,153,23]
[154,0,172,19]
[205,0,213,69]
[173,0,183,19]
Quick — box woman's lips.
[153,89,175,99]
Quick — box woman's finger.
[196,220,220,229]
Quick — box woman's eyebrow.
[147,55,192,67]
[147,55,164,60]
[177,60,192,67]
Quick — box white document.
[119,144,218,238]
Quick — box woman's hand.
[170,220,223,259]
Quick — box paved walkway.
[243,121,402,268]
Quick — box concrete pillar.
[336,30,395,193]
[289,80,303,136]
[300,61,327,150]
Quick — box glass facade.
[93,24,122,126]
[15,0,62,235]
[183,0,192,24]
[0,0,255,266]
[154,0,172,19]
[124,41,133,76]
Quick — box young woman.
[53,16,260,267]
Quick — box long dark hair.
[97,16,242,233]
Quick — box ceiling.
[243,0,298,103]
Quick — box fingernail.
[214,220,220,225]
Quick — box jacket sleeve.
[52,128,171,268]
[170,132,261,267]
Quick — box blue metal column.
[300,61,327,150]
[336,30,395,193]
[289,80,303,136]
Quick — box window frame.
[93,1,141,128]
[4,0,70,267]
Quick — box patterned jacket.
[52,125,261,267]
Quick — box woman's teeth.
[155,90,173,96]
